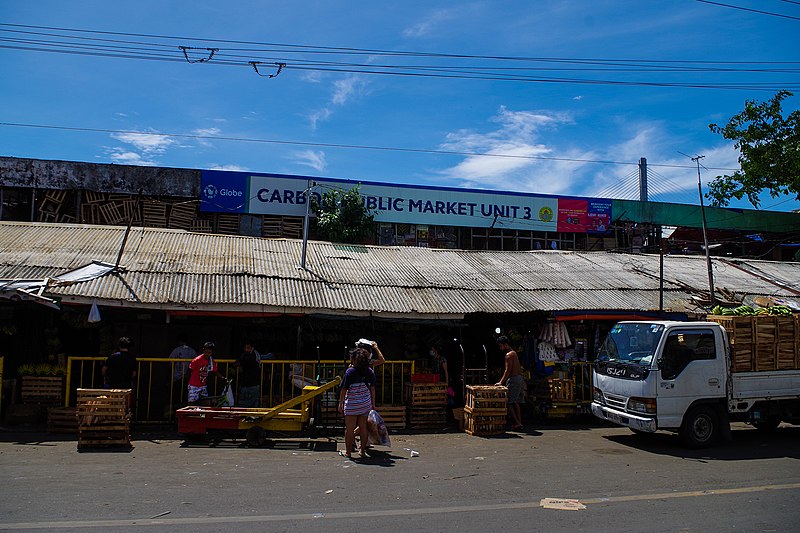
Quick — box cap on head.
[118,337,132,349]
[203,341,215,349]
[496,335,509,346]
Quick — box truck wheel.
[753,418,781,432]
[680,405,719,448]
[246,427,266,447]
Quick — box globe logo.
[203,184,218,200]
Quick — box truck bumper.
[591,402,657,433]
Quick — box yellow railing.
[65,357,413,423]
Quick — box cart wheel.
[246,427,267,447]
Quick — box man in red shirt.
[187,341,222,405]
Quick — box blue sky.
[1,1,798,211]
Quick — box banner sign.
[200,170,611,234]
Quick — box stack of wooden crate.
[20,376,64,406]
[464,385,507,436]
[47,406,78,434]
[404,382,447,429]
[376,405,406,430]
[76,389,132,450]
[708,315,799,372]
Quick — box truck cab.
[591,321,729,447]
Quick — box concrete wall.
[0,156,200,197]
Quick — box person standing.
[495,335,524,431]
[235,342,261,408]
[354,338,386,367]
[338,347,376,459]
[169,339,196,384]
[102,337,137,390]
[429,345,449,385]
[187,341,222,405]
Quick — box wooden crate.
[377,405,406,430]
[777,342,797,370]
[20,376,64,404]
[408,407,446,429]
[76,389,131,422]
[754,316,778,345]
[404,383,447,407]
[731,344,754,372]
[464,410,506,436]
[78,422,131,450]
[465,385,507,411]
[47,406,78,434]
[706,315,753,345]
[754,344,776,372]
[548,379,574,402]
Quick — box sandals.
[338,450,352,459]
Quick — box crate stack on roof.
[464,385,507,436]
[76,389,132,450]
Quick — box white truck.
[591,320,800,447]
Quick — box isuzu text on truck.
[591,319,800,447]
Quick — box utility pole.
[693,155,716,306]
[299,180,316,270]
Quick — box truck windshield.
[598,323,664,366]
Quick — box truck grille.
[604,393,627,411]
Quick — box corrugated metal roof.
[1,221,797,318]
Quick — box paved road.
[1,421,798,532]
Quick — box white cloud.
[110,131,174,153]
[308,108,332,130]
[107,150,156,166]
[403,8,459,38]
[307,75,367,129]
[208,164,249,172]
[573,96,583,101]
[291,150,327,172]
[438,107,579,194]
[193,127,221,137]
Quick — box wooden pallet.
[408,407,446,429]
[377,405,406,430]
[217,214,240,235]
[168,202,197,229]
[97,202,125,225]
[142,200,168,227]
[48,407,78,434]
[464,410,506,436]
[404,383,447,407]
[20,376,64,404]
[84,191,106,204]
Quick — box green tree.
[310,184,375,244]
[708,90,799,208]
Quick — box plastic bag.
[88,300,101,323]
[367,409,391,447]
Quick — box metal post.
[693,155,716,306]
[299,181,315,270]
[659,230,665,312]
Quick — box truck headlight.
[593,387,605,405]
[627,397,657,415]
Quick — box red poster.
[557,199,589,232]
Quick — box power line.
[0,23,798,90]
[695,0,800,20]
[0,120,743,172]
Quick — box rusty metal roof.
[1,221,797,318]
